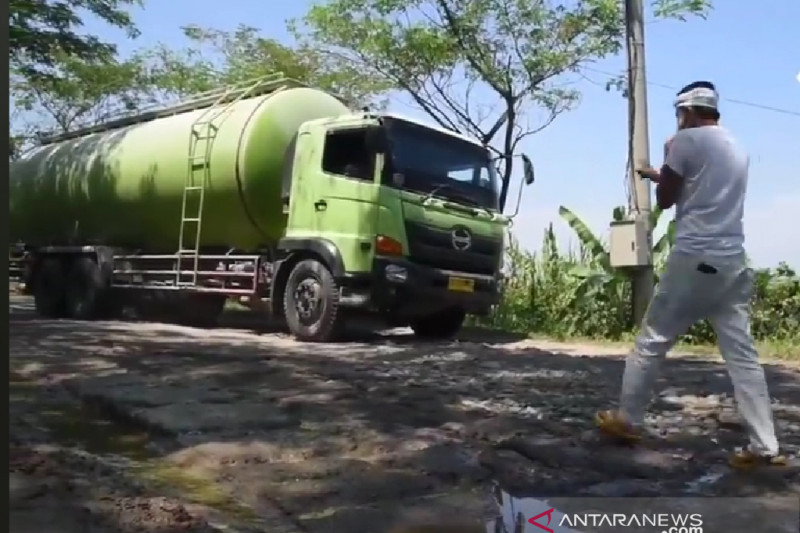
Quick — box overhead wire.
[582,65,800,117]
[385,57,799,214]
[579,64,800,215]
[624,49,638,214]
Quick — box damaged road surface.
[9,294,800,532]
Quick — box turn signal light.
[375,235,403,256]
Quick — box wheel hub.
[294,277,322,322]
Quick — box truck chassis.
[15,239,485,343]
[15,241,474,343]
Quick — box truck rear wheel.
[65,257,107,320]
[34,258,68,318]
[410,307,466,340]
[283,258,345,342]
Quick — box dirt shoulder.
[9,295,800,532]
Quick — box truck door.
[314,126,380,273]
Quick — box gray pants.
[620,249,780,456]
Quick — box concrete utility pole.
[624,0,654,325]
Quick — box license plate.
[447,276,475,292]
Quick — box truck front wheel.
[410,307,466,340]
[34,258,67,318]
[283,258,346,342]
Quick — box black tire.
[33,258,68,318]
[410,307,466,340]
[283,258,346,342]
[65,257,105,320]
[177,294,226,327]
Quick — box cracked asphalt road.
[8,294,800,532]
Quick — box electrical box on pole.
[610,218,652,268]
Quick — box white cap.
[674,85,719,109]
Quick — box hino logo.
[451,227,472,251]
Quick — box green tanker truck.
[9,74,534,342]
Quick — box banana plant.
[650,206,676,273]
[557,204,676,302]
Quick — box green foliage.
[749,263,800,340]
[11,52,157,136]
[143,25,392,108]
[553,204,675,330]
[9,0,141,79]
[9,0,146,156]
[492,226,632,339]
[482,209,800,346]
[9,136,24,162]
[652,0,713,20]
[294,0,711,210]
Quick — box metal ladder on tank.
[176,74,296,287]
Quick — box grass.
[519,334,799,364]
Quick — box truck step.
[181,217,201,222]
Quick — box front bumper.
[341,256,500,318]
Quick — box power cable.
[580,63,800,217]
[582,66,800,117]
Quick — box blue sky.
[84,0,800,268]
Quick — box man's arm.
[655,166,683,210]
[638,133,693,209]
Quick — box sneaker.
[728,449,789,470]
[594,409,642,444]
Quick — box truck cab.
[277,112,528,341]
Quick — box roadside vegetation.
[474,208,800,360]
[11,0,796,358]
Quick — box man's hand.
[637,167,661,183]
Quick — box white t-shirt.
[664,125,749,257]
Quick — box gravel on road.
[9,294,800,532]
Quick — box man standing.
[595,81,787,469]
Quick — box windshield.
[382,118,499,210]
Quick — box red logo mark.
[528,508,555,533]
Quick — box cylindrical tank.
[9,86,350,251]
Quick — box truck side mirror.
[365,126,388,153]
[521,154,535,185]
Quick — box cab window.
[321,128,374,182]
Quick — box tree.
[144,25,392,109]
[9,0,141,79]
[9,0,145,157]
[294,0,711,211]
[12,52,157,138]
